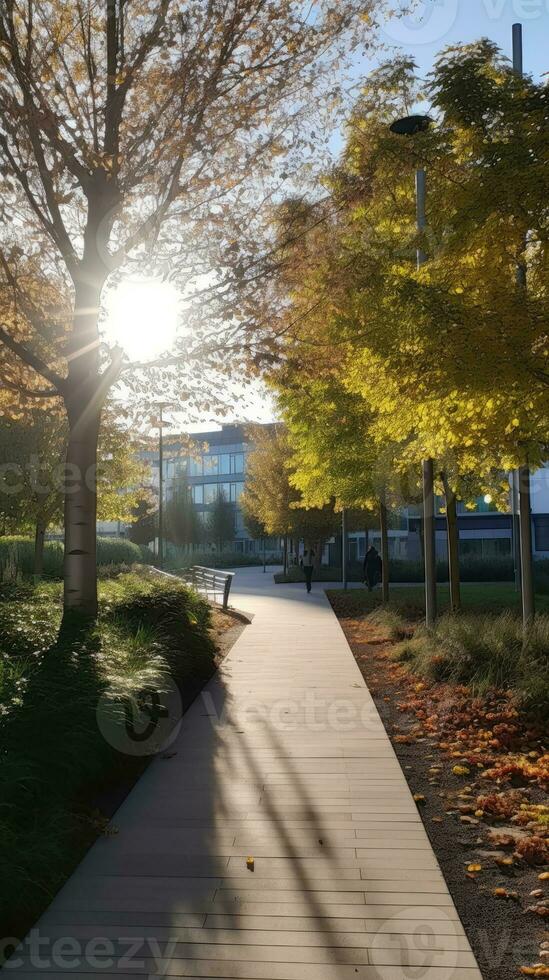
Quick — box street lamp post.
[151,401,175,571]
[390,113,437,628]
[511,22,535,625]
[342,508,348,590]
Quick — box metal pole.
[511,471,521,592]
[416,167,437,624]
[423,459,437,627]
[511,24,534,622]
[416,169,427,266]
[519,465,535,624]
[512,22,523,77]
[158,405,164,570]
[342,508,348,590]
[263,537,266,573]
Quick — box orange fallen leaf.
[467,863,482,872]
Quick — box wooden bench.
[180,565,235,611]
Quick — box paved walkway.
[9,568,482,980]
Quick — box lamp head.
[390,114,432,136]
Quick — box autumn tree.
[242,423,337,570]
[256,47,548,613]
[0,0,381,618]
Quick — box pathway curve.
[9,568,482,980]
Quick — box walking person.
[303,548,315,593]
[363,545,382,592]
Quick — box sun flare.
[102,277,181,362]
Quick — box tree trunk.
[379,493,390,604]
[422,459,437,628]
[34,517,46,582]
[283,535,288,575]
[441,472,461,613]
[62,277,108,621]
[63,397,102,619]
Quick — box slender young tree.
[207,489,235,553]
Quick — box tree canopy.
[0,0,383,615]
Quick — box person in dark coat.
[302,548,315,593]
[363,545,382,592]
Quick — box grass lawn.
[327,581,549,617]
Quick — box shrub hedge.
[275,556,549,585]
[0,572,216,948]
[0,536,146,580]
[165,548,282,570]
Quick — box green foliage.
[0,573,216,943]
[0,536,144,580]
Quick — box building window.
[192,485,204,504]
[203,455,219,475]
[230,453,245,474]
[189,457,202,477]
[219,454,231,474]
[204,484,218,504]
[535,517,549,552]
[229,482,244,502]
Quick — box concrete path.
[8,568,482,980]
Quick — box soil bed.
[329,592,549,980]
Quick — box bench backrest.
[183,565,235,611]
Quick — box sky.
[375,0,548,81]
